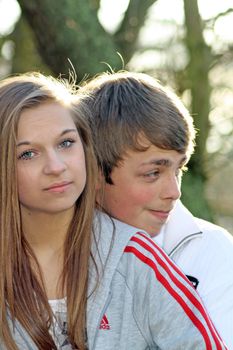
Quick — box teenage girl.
[0,73,97,350]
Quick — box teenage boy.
[80,71,233,349]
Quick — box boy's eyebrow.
[141,159,171,167]
[140,156,188,167]
[17,128,77,147]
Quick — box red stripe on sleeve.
[124,235,227,350]
[137,232,194,282]
[132,233,226,349]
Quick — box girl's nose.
[43,152,67,175]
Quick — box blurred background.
[0,0,232,232]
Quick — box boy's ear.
[95,169,105,191]
[95,169,106,207]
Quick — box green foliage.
[181,171,213,221]
[10,16,50,74]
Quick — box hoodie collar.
[162,200,203,255]
[87,211,147,348]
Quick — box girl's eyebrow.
[17,128,77,147]
[60,128,77,136]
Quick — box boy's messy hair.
[79,71,196,184]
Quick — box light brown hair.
[79,71,196,184]
[0,73,97,349]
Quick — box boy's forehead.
[123,144,188,167]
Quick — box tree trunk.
[182,0,213,219]
[183,0,212,177]
[17,0,121,79]
[17,0,155,80]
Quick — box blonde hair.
[0,73,97,349]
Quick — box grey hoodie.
[87,212,227,349]
[2,212,228,350]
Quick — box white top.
[48,298,72,349]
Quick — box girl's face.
[16,102,86,216]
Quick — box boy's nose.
[160,175,181,200]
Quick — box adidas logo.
[99,314,110,330]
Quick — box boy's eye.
[18,150,35,160]
[144,170,159,178]
[59,139,75,149]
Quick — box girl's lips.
[45,181,72,193]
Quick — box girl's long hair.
[0,73,97,350]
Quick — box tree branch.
[114,0,157,62]
[205,8,233,27]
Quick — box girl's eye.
[18,150,35,160]
[59,139,75,149]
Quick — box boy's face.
[97,142,187,236]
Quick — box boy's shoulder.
[163,200,233,255]
[195,216,231,236]
[120,231,194,294]
[194,216,233,258]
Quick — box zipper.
[169,231,202,258]
[91,290,112,349]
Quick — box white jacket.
[159,201,233,349]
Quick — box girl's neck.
[20,207,75,299]
[21,206,74,251]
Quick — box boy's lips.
[148,209,172,220]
